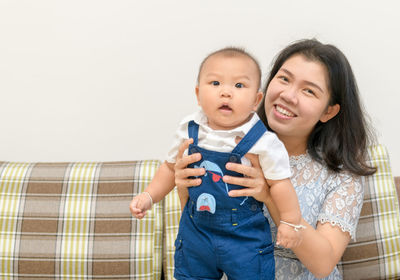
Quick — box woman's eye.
[212,81,220,86]
[304,88,315,95]
[235,83,244,88]
[278,76,289,82]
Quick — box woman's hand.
[223,153,270,203]
[174,138,205,209]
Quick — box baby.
[130,47,303,279]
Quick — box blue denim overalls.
[174,120,275,280]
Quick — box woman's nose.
[280,87,298,104]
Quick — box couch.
[0,144,399,280]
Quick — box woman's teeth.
[276,105,294,117]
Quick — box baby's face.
[196,54,263,130]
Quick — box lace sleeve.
[318,172,364,239]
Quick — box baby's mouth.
[219,104,232,112]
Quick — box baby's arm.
[268,178,303,248]
[130,161,175,219]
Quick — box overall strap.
[231,120,267,158]
[187,120,199,146]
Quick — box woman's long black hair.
[258,39,376,176]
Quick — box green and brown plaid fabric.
[0,160,162,279]
[339,145,400,279]
[163,188,181,280]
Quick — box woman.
[174,39,376,279]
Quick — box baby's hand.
[276,222,303,249]
[129,192,153,219]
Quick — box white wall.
[1,0,399,175]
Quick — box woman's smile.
[274,104,296,118]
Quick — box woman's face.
[264,54,339,152]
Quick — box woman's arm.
[292,220,350,278]
[224,154,351,278]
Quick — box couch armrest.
[340,145,400,279]
[0,160,163,279]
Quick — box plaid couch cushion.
[0,160,163,279]
[163,187,181,280]
[339,145,400,279]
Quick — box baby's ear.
[195,86,200,104]
[253,91,263,110]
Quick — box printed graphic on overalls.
[194,160,248,213]
[196,193,216,214]
[195,160,229,193]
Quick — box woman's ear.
[253,91,264,111]
[320,104,340,123]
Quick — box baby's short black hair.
[197,47,262,89]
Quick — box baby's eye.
[235,83,244,88]
[211,81,220,86]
